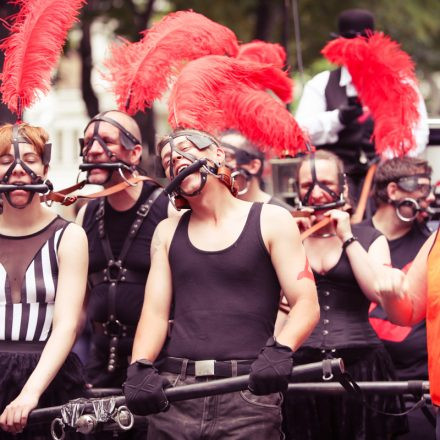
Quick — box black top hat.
[337,9,375,38]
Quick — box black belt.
[0,340,46,353]
[159,356,253,378]
[88,269,146,288]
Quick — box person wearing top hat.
[295,9,429,203]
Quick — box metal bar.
[29,358,343,423]
[287,381,430,395]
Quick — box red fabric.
[103,10,239,114]
[0,0,86,116]
[427,230,440,405]
[322,32,419,157]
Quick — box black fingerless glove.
[338,99,363,125]
[248,337,294,395]
[123,359,171,416]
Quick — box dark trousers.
[147,368,284,439]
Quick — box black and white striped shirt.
[0,217,68,342]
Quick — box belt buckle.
[194,360,215,377]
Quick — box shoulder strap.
[97,187,163,320]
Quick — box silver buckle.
[194,360,215,377]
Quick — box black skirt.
[283,345,408,440]
[0,346,86,440]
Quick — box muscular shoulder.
[260,203,300,244]
[152,215,184,253]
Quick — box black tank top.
[166,203,280,361]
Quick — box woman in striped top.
[0,123,88,438]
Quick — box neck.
[187,179,242,222]
[239,179,271,203]
[372,205,412,240]
[105,170,143,211]
[0,196,54,235]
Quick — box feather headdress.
[0,0,86,120]
[104,10,239,115]
[322,32,419,157]
[168,55,309,157]
[237,40,286,68]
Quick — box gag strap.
[79,112,142,184]
[299,153,346,211]
[89,186,163,372]
[162,130,236,210]
[0,124,52,208]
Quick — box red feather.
[237,40,286,68]
[322,32,419,157]
[168,55,308,157]
[0,0,86,117]
[104,10,239,115]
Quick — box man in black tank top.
[295,9,428,201]
[361,157,436,439]
[220,131,294,211]
[76,111,172,437]
[123,130,319,439]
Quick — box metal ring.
[395,197,419,223]
[322,371,334,381]
[114,406,134,431]
[50,418,66,440]
[118,168,137,186]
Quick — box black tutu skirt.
[283,345,408,440]
[0,348,86,440]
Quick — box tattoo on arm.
[297,258,315,282]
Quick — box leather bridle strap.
[351,163,377,224]
[299,217,332,240]
[41,176,156,206]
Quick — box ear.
[129,144,143,165]
[247,158,263,175]
[387,182,399,201]
[214,144,225,165]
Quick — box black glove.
[248,337,294,395]
[338,98,363,126]
[123,359,171,416]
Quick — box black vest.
[321,68,375,174]
[166,203,281,360]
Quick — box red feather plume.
[237,40,286,68]
[168,55,309,156]
[0,0,86,118]
[104,10,239,115]
[322,32,419,157]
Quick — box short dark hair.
[373,157,432,205]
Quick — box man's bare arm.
[261,205,320,351]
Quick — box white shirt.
[295,66,429,156]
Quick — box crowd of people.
[0,5,439,440]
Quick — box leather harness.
[89,186,163,372]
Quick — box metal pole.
[29,358,344,424]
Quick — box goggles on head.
[78,112,142,184]
[0,124,52,209]
[395,174,432,198]
[298,154,346,211]
[158,129,236,209]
